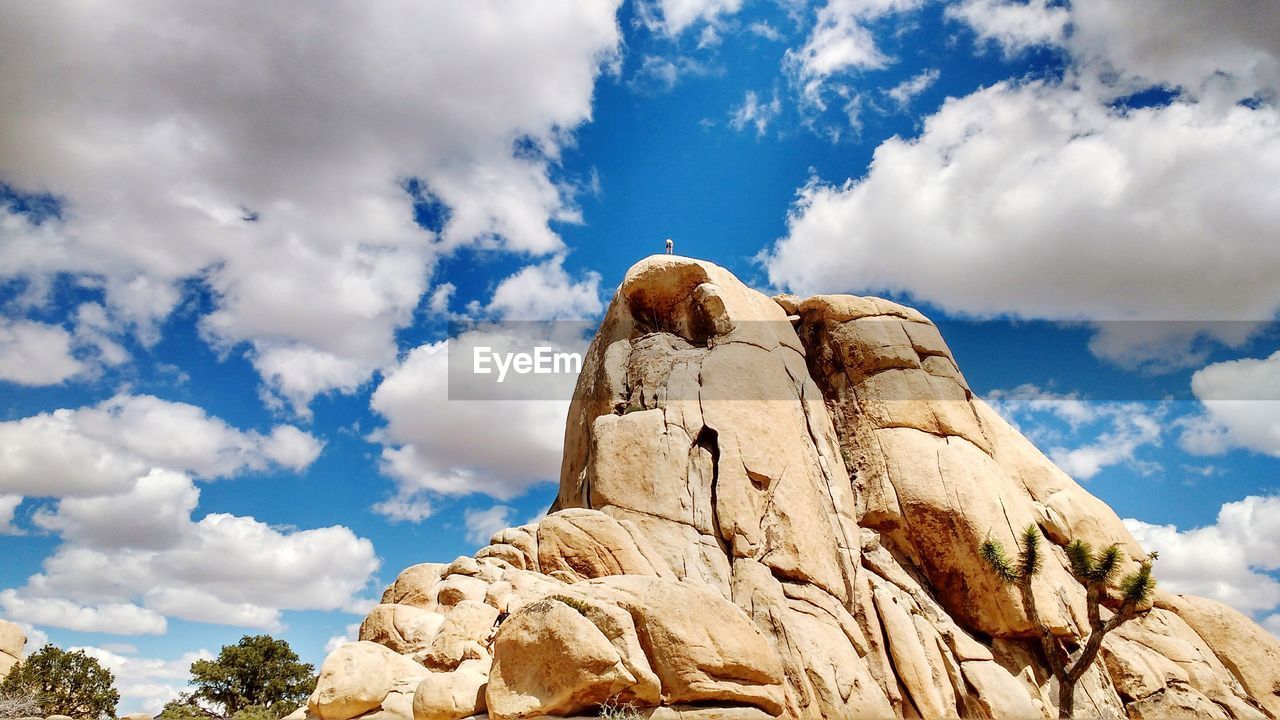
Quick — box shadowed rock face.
[307,257,1280,720]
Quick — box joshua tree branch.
[980,527,1157,719]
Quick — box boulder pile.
[307,257,1280,720]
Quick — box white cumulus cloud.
[1069,0,1280,99]
[1126,494,1280,616]
[369,328,580,516]
[0,397,374,634]
[945,0,1068,56]
[0,495,24,535]
[487,258,603,321]
[8,471,379,633]
[767,83,1280,323]
[1180,350,1280,457]
[0,1,622,411]
[76,646,215,716]
[0,394,322,499]
[0,319,85,385]
[0,591,167,635]
[767,1,1280,367]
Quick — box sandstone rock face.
[311,257,1279,720]
[0,619,25,680]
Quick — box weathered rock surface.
[309,257,1279,720]
[0,619,25,680]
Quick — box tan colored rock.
[444,556,481,578]
[412,663,487,720]
[1165,592,1280,719]
[873,586,957,719]
[536,509,674,581]
[1114,606,1267,720]
[487,574,787,719]
[771,293,800,315]
[360,604,446,654]
[587,406,712,534]
[486,597,643,719]
[602,506,732,599]
[382,564,448,608]
[578,576,786,716]
[309,641,428,720]
[309,259,1280,720]
[0,619,23,682]
[974,398,1147,561]
[960,660,1040,720]
[696,341,854,603]
[1124,683,1233,720]
[376,677,419,720]
[871,426,1085,637]
[478,525,539,572]
[421,600,499,671]
[474,543,528,571]
[483,568,563,615]
[434,574,488,608]
[120,713,153,720]
[1101,634,1187,702]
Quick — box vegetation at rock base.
[187,635,316,719]
[0,694,43,719]
[598,696,645,720]
[981,524,1157,720]
[157,697,215,720]
[0,645,120,720]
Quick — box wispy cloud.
[730,89,783,136]
[886,68,939,109]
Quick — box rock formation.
[0,619,24,680]
[308,256,1280,720]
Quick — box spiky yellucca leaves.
[986,528,1157,607]
[1019,524,1042,578]
[1120,560,1156,606]
[979,524,1042,583]
[1066,540,1124,584]
[979,536,1020,583]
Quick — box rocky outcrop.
[308,256,1279,720]
[0,619,25,679]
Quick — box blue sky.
[2,0,1280,712]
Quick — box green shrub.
[0,645,119,720]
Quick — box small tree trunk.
[1057,679,1076,720]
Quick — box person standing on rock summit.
[665,237,673,255]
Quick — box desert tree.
[189,635,316,718]
[0,645,120,720]
[980,525,1156,720]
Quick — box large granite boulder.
[305,256,1278,720]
